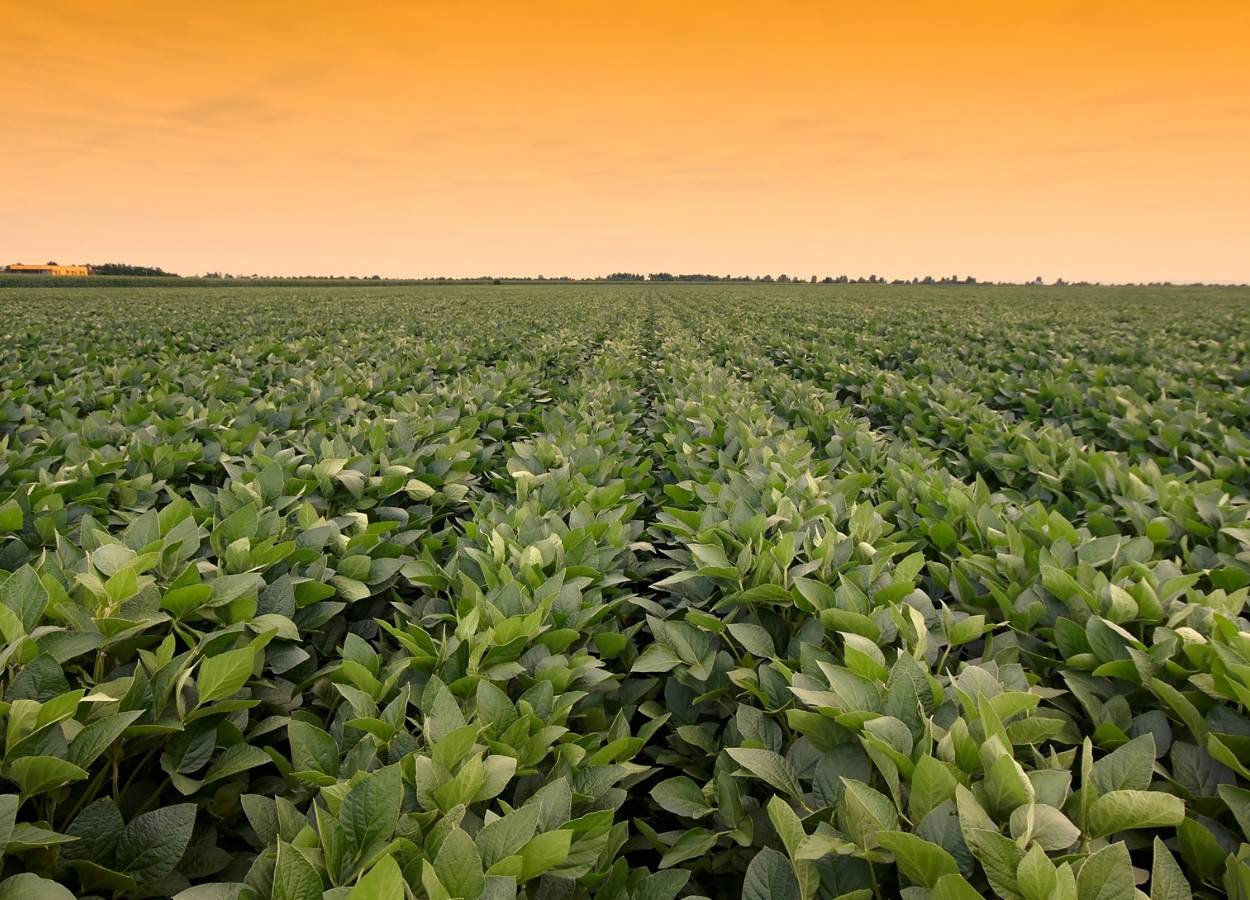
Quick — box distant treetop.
[91,263,178,277]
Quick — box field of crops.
[1,284,1249,900]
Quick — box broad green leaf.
[651,776,714,819]
[114,803,197,882]
[1076,841,1134,900]
[0,873,75,900]
[340,764,402,856]
[287,718,339,776]
[66,711,144,768]
[475,755,517,802]
[1218,783,1250,841]
[877,830,959,887]
[932,873,986,900]
[273,841,323,900]
[1091,734,1155,794]
[984,754,1034,818]
[63,797,124,863]
[7,822,77,852]
[9,756,88,797]
[632,644,681,673]
[1,566,47,634]
[515,829,571,882]
[476,804,540,869]
[351,853,405,899]
[1149,836,1191,900]
[742,848,800,900]
[0,795,19,856]
[767,795,805,858]
[727,748,805,802]
[1016,844,1059,900]
[660,827,718,869]
[196,645,256,704]
[173,885,246,900]
[203,743,271,783]
[839,779,899,850]
[727,622,776,657]
[241,795,278,847]
[1011,803,1079,851]
[434,829,484,899]
[0,500,22,533]
[421,859,451,900]
[173,885,247,900]
[1177,816,1225,882]
[1086,790,1185,838]
[910,755,958,820]
[965,828,1022,900]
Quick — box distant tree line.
[598,273,1146,286]
[90,263,179,277]
[599,272,983,284]
[37,267,1239,288]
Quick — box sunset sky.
[3,1,1248,282]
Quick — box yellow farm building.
[4,263,91,276]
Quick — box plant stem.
[120,746,160,798]
[867,859,882,900]
[60,764,109,827]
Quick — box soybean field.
[1,284,1249,900]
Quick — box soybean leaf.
[1149,836,1191,900]
[0,873,75,900]
[115,803,197,882]
[340,764,402,858]
[651,777,714,819]
[1076,841,1135,900]
[273,841,323,900]
[351,853,405,899]
[877,830,959,887]
[434,829,484,899]
[727,748,805,802]
[742,848,800,900]
[1086,790,1185,838]
[196,646,256,704]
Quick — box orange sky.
[3,1,1248,282]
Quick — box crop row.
[0,285,1248,900]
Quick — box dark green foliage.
[0,283,1248,898]
[87,264,178,277]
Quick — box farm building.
[4,263,91,276]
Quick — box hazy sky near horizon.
[3,1,1248,282]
